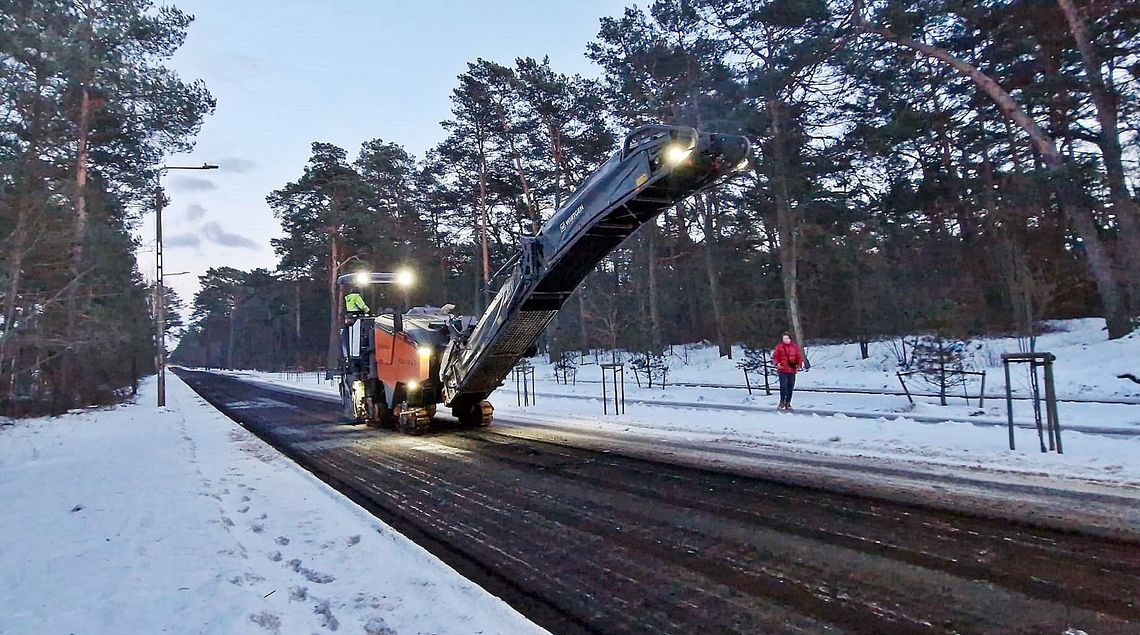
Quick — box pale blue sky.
[144,0,631,310]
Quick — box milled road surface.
[177,369,1140,634]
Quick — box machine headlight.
[417,346,432,357]
[354,271,370,285]
[407,381,420,391]
[661,143,693,166]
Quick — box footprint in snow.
[248,611,281,634]
[352,593,394,611]
[364,616,396,635]
[228,572,265,586]
[286,558,336,584]
[275,536,289,546]
[313,599,339,631]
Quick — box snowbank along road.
[177,369,1140,635]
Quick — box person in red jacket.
[773,332,805,410]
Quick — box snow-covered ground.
[658,318,1140,402]
[0,376,547,635]
[3,318,1137,634]
[241,318,1140,488]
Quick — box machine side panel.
[373,328,428,407]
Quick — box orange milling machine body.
[337,299,464,433]
[372,325,430,402]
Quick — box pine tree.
[267,143,371,371]
[0,0,213,410]
[852,0,1135,337]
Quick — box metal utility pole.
[155,163,218,407]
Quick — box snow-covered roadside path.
[0,376,547,635]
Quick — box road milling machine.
[338,125,750,434]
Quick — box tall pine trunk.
[646,221,662,352]
[55,82,95,405]
[2,194,33,397]
[698,193,731,358]
[70,85,91,292]
[325,236,341,374]
[476,134,491,291]
[1,61,51,398]
[293,282,302,368]
[1057,0,1140,308]
[493,103,539,233]
[768,97,807,354]
[545,122,565,208]
[577,288,589,354]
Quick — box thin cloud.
[209,50,262,83]
[219,157,257,173]
[165,233,202,250]
[184,204,207,221]
[202,221,260,250]
[169,176,217,192]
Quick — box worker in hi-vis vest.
[342,291,370,358]
[344,292,370,318]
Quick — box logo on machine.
[559,204,584,233]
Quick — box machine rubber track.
[453,400,494,428]
[477,400,493,427]
[398,407,432,435]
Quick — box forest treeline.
[1,1,212,414]
[175,0,1139,372]
[2,2,1137,412]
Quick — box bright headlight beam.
[662,144,693,166]
[354,271,370,285]
[417,346,432,357]
[407,380,420,390]
[396,269,415,288]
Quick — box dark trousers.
[778,372,796,403]
[341,315,359,358]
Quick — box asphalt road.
[177,369,1140,635]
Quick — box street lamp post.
[156,163,217,406]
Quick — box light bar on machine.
[337,272,409,286]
